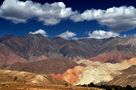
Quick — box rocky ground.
[0,69,103,90]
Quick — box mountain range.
[0,34,136,88]
[0,34,136,66]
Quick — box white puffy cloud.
[29,29,48,37]
[0,0,75,25]
[71,6,136,32]
[58,31,77,39]
[88,30,120,39]
[0,0,136,32]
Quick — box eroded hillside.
[51,58,136,87]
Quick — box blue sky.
[0,0,136,39]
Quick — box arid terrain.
[0,0,136,89]
[51,58,136,87]
[0,69,103,90]
[0,35,136,89]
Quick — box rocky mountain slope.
[51,58,136,87]
[6,58,77,74]
[75,58,136,86]
[108,65,136,87]
[0,34,136,67]
[89,51,134,63]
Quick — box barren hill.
[108,65,136,87]
[0,69,103,90]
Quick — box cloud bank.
[29,29,48,37]
[0,0,136,32]
[72,6,136,32]
[88,30,120,39]
[0,0,75,25]
[58,31,77,39]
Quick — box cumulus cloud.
[88,30,120,39]
[71,6,136,32]
[0,0,75,25]
[29,29,48,37]
[58,31,77,39]
[0,0,136,32]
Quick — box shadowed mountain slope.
[0,34,136,67]
[6,58,78,74]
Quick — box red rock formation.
[63,66,84,83]
[89,51,134,63]
[50,74,63,80]
[0,44,27,67]
[50,66,84,83]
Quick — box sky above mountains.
[0,0,136,39]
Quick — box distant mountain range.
[0,34,136,66]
